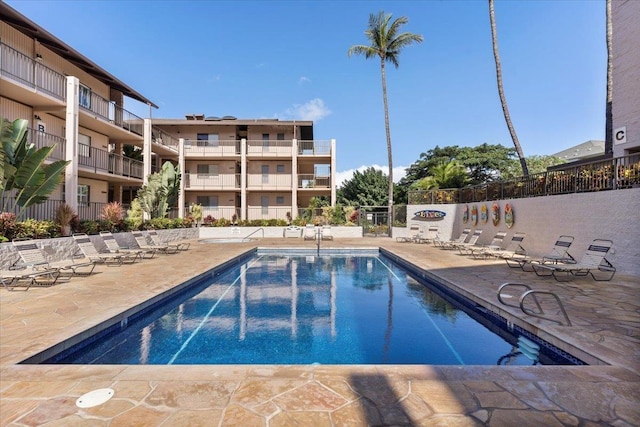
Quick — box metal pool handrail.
[243,228,264,241]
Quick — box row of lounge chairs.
[302,225,333,241]
[434,227,616,282]
[1,230,191,291]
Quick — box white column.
[291,138,298,220]
[143,119,152,184]
[240,138,247,221]
[64,76,79,213]
[178,138,186,218]
[330,139,337,206]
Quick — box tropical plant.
[137,161,181,219]
[488,0,529,176]
[338,167,389,206]
[1,118,69,219]
[348,11,423,234]
[126,198,144,229]
[0,212,17,242]
[189,203,203,227]
[55,203,76,236]
[410,161,469,190]
[101,201,125,223]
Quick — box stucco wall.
[408,188,640,277]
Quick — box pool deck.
[1,237,639,426]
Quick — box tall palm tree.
[488,0,529,176]
[348,11,423,233]
[605,0,613,156]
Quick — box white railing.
[299,140,331,155]
[30,128,66,161]
[152,127,179,149]
[298,174,331,188]
[201,207,240,221]
[247,174,292,189]
[77,144,144,179]
[184,140,241,156]
[246,140,293,157]
[184,173,241,190]
[246,206,291,221]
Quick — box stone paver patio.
[1,237,639,426]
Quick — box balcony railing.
[409,153,640,204]
[298,140,331,155]
[0,197,106,221]
[30,128,66,161]
[184,173,241,190]
[247,206,291,221]
[0,42,66,100]
[152,127,179,149]
[298,174,331,189]
[247,174,292,189]
[80,92,144,136]
[184,140,241,156]
[78,144,144,179]
[247,140,293,157]
[200,207,240,221]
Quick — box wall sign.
[614,126,627,145]
[413,210,446,221]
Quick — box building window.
[277,133,285,140]
[261,196,269,215]
[79,84,91,109]
[261,164,269,183]
[197,164,219,177]
[276,196,284,204]
[78,133,91,158]
[262,133,270,150]
[277,164,285,173]
[78,184,90,205]
[197,195,218,209]
[197,133,219,147]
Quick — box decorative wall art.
[480,204,488,223]
[492,202,500,226]
[463,205,469,223]
[471,205,478,225]
[504,203,514,228]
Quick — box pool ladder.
[497,282,572,326]
[316,227,321,255]
[242,227,264,241]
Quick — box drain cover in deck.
[76,388,114,408]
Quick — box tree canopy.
[338,167,389,206]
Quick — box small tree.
[189,203,203,227]
[1,118,69,219]
[137,161,181,219]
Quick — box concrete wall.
[407,188,640,277]
[198,226,363,239]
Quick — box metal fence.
[409,153,640,205]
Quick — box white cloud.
[336,164,407,187]
[298,76,311,84]
[281,98,331,122]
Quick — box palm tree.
[348,11,423,234]
[605,0,613,156]
[411,161,469,190]
[488,0,529,176]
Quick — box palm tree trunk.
[489,0,529,176]
[380,58,394,235]
[605,0,613,156]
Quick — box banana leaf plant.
[1,118,69,219]
[136,161,181,219]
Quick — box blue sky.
[7,0,607,185]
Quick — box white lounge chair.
[417,225,439,244]
[100,231,154,260]
[132,231,178,254]
[472,232,526,260]
[396,224,421,243]
[303,225,317,241]
[434,228,471,249]
[13,238,97,277]
[450,229,484,253]
[1,267,60,291]
[531,239,616,281]
[321,225,333,240]
[506,235,574,270]
[147,229,190,251]
[73,234,135,265]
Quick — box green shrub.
[13,219,59,239]
[0,212,17,241]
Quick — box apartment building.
[152,116,336,221]
[1,3,336,222]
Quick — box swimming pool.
[36,249,583,365]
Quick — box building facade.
[612,0,640,157]
[1,3,335,222]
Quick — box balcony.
[184,140,241,157]
[80,91,143,138]
[152,127,179,153]
[247,174,292,190]
[246,206,291,221]
[200,207,240,221]
[30,128,65,161]
[0,42,66,105]
[298,174,331,189]
[247,140,293,157]
[78,144,144,180]
[184,173,241,190]
[299,140,331,156]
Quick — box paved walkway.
[1,237,639,426]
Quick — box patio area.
[1,237,639,426]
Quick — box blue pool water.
[41,250,581,365]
